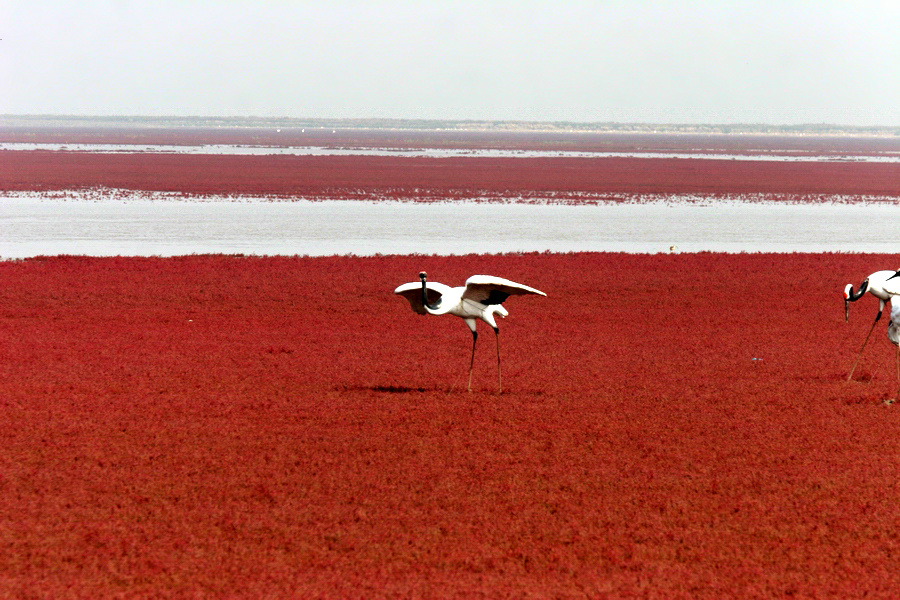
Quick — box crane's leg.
[897,345,900,381]
[467,327,478,393]
[892,339,900,401]
[494,327,502,394]
[848,313,882,382]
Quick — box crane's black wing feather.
[462,275,546,305]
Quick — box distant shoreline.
[1,114,899,137]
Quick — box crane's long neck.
[419,272,441,311]
[845,279,870,322]
[846,279,869,303]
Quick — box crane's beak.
[845,299,850,322]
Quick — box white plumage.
[882,272,900,299]
[395,272,546,393]
[844,270,898,323]
[846,269,900,382]
[887,294,900,384]
[882,275,900,352]
[889,302,900,347]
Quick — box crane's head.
[844,279,869,322]
[843,283,854,301]
[844,283,853,321]
[419,271,427,281]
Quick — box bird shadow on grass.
[335,384,435,394]
[827,370,900,405]
[801,370,874,384]
[334,384,548,396]
[838,391,897,406]
[335,384,512,394]
[844,370,876,384]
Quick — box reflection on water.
[2,195,900,258]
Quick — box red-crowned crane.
[881,271,900,383]
[394,272,546,393]
[889,302,900,383]
[845,269,900,381]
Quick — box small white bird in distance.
[395,272,546,393]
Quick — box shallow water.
[3,142,899,161]
[2,195,900,257]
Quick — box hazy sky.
[2,1,899,125]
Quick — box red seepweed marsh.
[4,127,900,595]
[2,252,900,596]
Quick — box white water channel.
[3,143,900,162]
[2,194,899,258]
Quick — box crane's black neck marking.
[420,274,442,311]
[847,279,869,302]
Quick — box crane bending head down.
[845,269,900,382]
[844,270,900,323]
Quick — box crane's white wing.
[394,281,454,314]
[883,274,900,298]
[890,302,900,347]
[462,275,546,305]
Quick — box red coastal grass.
[2,253,900,596]
[3,151,900,200]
